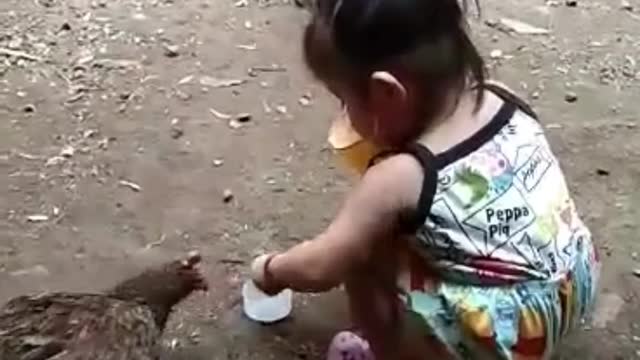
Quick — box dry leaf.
[200,76,246,88]
[499,18,550,35]
[178,75,194,85]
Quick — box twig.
[209,107,231,119]
[14,151,42,160]
[249,64,286,73]
[118,179,142,192]
[219,258,245,265]
[0,47,42,62]
[143,234,166,250]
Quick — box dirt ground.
[0,0,639,358]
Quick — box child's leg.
[343,273,397,359]
[342,268,432,360]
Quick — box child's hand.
[250,253,284,296]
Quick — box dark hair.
[303,0,486,128]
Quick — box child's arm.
[252,154,424,293]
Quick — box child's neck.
[418,88,503,155]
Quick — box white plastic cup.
[242,280,293,323]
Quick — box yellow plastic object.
[334,140,379,175]
[328,110,379,176]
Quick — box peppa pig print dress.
[389,84,600,359]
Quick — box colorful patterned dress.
[392,86,601,359]
[327,85,600,360]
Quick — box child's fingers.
[250,253,282,295]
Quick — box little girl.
[250,0,600,359]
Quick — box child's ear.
[368,71,407,110]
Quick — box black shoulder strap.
[481,83,539,121]
[366,144,438,234]
[402,143,439,233]
[366,149,397,169]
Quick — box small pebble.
[170,127,184,139]
[212,159,224,167]
[23,104,36,113]
[60,145,75,158]
[490,49,504,59]
[188,330,202,345]
[596,168,610,176]
[176,90,191,101]
[228,119,243,129]
[565,0,578,7]
[298,94,312,107]
[236,113,252,123]
[168,338,181,350]
[83,129,98,138]
[223,189,234,203]
[132,13,147,20]
[564,92,578,103]
[163,44,180,58]
[633,269,640,278]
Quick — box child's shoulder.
[365,153,425,188]
[358,152,429,213]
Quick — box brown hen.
[0,251,208,360]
